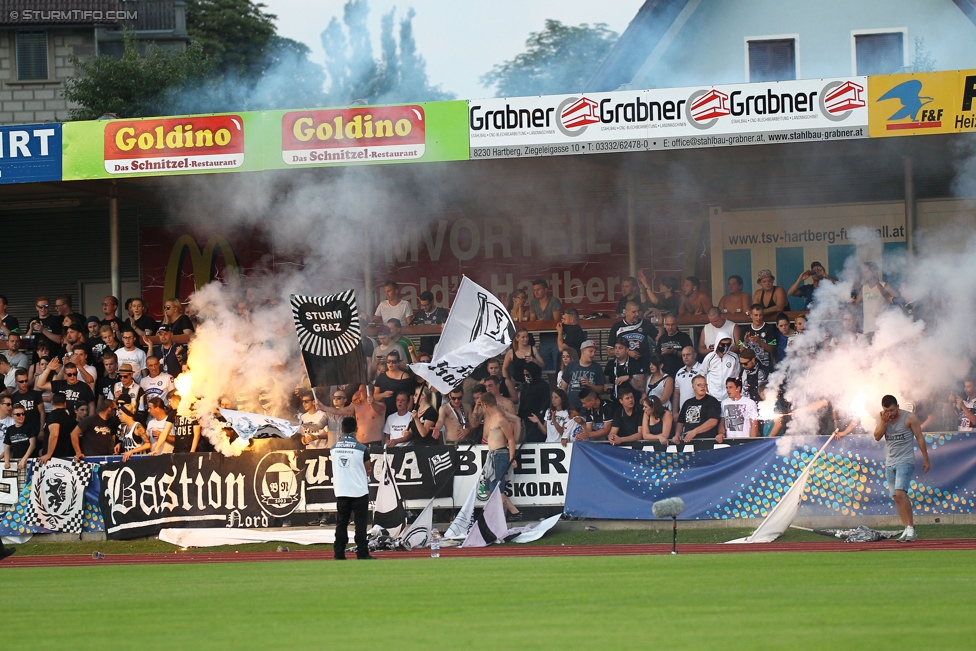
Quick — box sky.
[260,0,645,100]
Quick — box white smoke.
[766,224,976,435]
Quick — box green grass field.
[3,551,974,649]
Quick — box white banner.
[218,409,299,439]
[469,76,868,159]
[411,275,515,393]
[452,443,572,507]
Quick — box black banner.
[291,291,366,387]
[98,446,458,540]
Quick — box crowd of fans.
[2,264,974,482]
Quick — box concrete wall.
[0,28,93,124]
[635,0,976,89]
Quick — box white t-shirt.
[721,396,759,439]
[374,300,413,326]
[675,364,701,410]
[116,347,148,376]
[301,410,329,449]
[383,411,413,446]
[544,409,570,443]
[146,416,174,454]
[860,282,888,334]
[140,373,174,404]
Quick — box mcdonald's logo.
[163,234,241,303]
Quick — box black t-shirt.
[611,404,644,438]
[133,315,159,335]
[51,380,95,415]
[2,314,20,334]
[95,374,120,402]
[678,395,722,438]
[604,358,642,403]
[168,314,195,336]
[412,307,448,325]
[615,295,641,315]
[45,408,77,458]
[172,415,199,453]
[38,315,63,336]
[410,406,440,446]
[12,389,44,432]
[739,323,779,367]
[153,344,182,377]
[78,414,119,456]
[657,330,694,376]
[4,423,37,458]
[581,399,615,439]
[560,324,587,354]
[741,360,770,404]
[608,319,659,373]
[374,373,417,418]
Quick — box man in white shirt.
[298,391,329,449]
[673,346,701,413]
[140,356,174,405]
[372,281,413,325]
[719,378,759,441]
[115,330,148,377]
[331,417,373,560]
[383,391,417,447]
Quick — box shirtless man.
[483,375,516,415]
[318,384,386,446]
[481,392,520,519]
[435,388,470,444]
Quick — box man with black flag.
[332,417,374,560]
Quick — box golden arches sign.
[163,234,241,303]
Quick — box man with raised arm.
[874,395,930,542]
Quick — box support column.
[363,220,375,318]
[903,156,915,256]
[627,172,637,278]
[109,181,121,303]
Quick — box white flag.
[218,409,299,439]
[461,484,512,548]
[411,276,515,394]
[398,500,434,550]
[445,481,479,540]
[726,433,836,544]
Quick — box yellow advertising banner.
[868,69,976,137]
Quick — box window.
[854,32,905,76]
[16,31,48,80]
[748,39,796,82]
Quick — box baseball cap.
[810,261,825,270]
[157,325,171,333]
[580,340,597,350]
[65,323,85,333]
[86,316,100,324]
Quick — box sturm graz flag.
[291,291,366,387]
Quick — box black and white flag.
[372,453,407,537]
[410,277,516,394]
[26,458,93,534]
[461,484,513,548]
[398,500,434,550]
[291,291,366,388]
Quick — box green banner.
[61,100,469,181]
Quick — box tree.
[481,20,619,98]
[63,0,326,118]
[63,33,215,120]
[321,0,453,106]
[184,0,277,77]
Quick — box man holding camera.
[788,261,836,309]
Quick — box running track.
[4,539,976,568]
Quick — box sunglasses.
[301,399,314,404]
[120,373,132,377]
[36,304,49,309]
[12,412,25,417]
[16,379,28,384]
[450,396,463,402]
[65,373,78,377]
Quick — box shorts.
[885,462,915,497]
[486,449,511,495]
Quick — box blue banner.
[0,123,62,184]
[564,433,976,520]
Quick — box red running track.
[4,539,976,568]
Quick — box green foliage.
[183,0,277,76]
[481,19,619,98]
[321,0,453,106]
[62,33,215,120]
